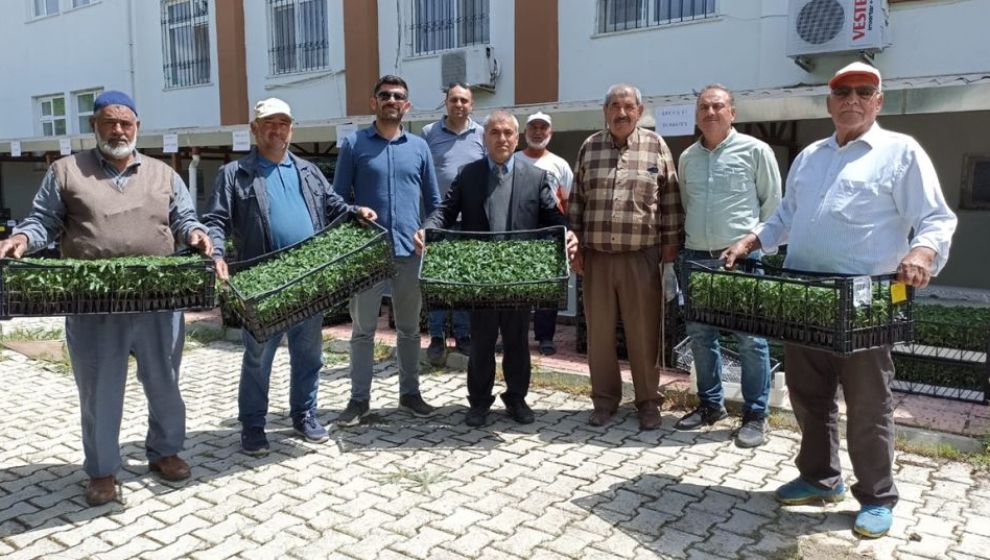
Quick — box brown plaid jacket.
[568,127,685,253]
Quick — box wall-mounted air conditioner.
[440,46,498,93]
[786,0,891,59]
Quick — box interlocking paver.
[0,326,989,560]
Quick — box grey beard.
[527,137,550,150]
[96,135,136,159]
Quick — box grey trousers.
[65,312,186,478]
[348,255,422,402]
[784,343,898,508]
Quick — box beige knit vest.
[51,149,175,259]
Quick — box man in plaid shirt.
[569,83,685,431]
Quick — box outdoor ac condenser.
[786,0,891,58]
[440,46,498,92]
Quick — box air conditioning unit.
[440,46,498,93]
[786,0,891,59]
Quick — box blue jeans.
[428,309,470,340]
[349,255,422,401]
[682,249,771,416]
[239,314,323,428]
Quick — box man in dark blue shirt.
[205,98,375,455]
[333,75,441,426]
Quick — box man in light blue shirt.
[724,62,957,539]
[675,84,781,448]
[420,82,485,364]
[333,75,442,426]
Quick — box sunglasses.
[831,86,879,99]
[376,91,408,102]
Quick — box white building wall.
[558,0,990,103]
[376,0,516,114]
[243,0,348,123]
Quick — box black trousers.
[533,309,557,342]
[784,343,898,507]
[468,309,531,409]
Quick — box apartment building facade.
[0,0,987,289]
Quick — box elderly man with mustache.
[0,90,213,506]
[568,83,685,431]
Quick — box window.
[33,0,59,17]
[74,89,102,134]
[72,0,94,7]
[38,95,67,136]
[161,0,211,88]
[962,155,990,210]
[267,0,329,75]
[411,0,490,55]
[598,0,716,33]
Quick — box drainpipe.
[189,148,201,211]
[126,0,136,96]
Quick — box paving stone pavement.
[1,323,989,559]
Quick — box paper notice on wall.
[59,138,72,155]
[232,129,251,151]
[10,141,21,157]
[335,123,358,142]
[163,133,179,154]
[655,105,695,137]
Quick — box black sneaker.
[734,413,767,448]
[241,427,270,456]
[427,337,446,367]
[674,405,728,431]
[454,337,471,355]
[538,339,556,356]
[504,399,535,424]
[465,406,489,427]
[399,394,436,417]
[336,399,370,427]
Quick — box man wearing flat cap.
[203,98,376,456]
[0,90,214,506]
[723,62,957,538]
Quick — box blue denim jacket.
[202,148,354,261]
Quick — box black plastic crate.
[684,259,913,355]
[222,213,392,342]
[419,226,569,310]
[0,254,215,318]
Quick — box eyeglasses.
[376,91,408,102]
[831,86,879,99]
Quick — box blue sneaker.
[293,411,329,443]
[241,427,270,456]
[774,478,846,505]
[854,505,893,538]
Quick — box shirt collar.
[607,126,641,149]
[93,147,141,173]
[488,154,514,175]
[440,116,479,135]
[368,122,407,142]
[700,127,737,153]
[257,152,293,168]
[827,122,883,149]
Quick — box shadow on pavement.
[573,473,855,558]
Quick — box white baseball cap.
[254,97,293,121]
[829,62,882,91]
[526,111,552,126]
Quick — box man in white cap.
[723,62,957,538]
[516,111,574,356]
[204,98,376,456]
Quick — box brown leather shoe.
[85,475,117,506]
[149,455,190,481]
[588,409,614,427]
[638,407,662,431]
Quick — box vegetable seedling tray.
[684,259,913,355]
[419,226,569,310]
[222,213,392,342]
[0,254,215,318]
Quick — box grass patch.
[0,327,64,342]
[376,467,448,495]
[373,340,393,362]
[186,326,226,346]
[530,368,591,397]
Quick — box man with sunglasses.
[333,75,441,427]
[723,62,957,538]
